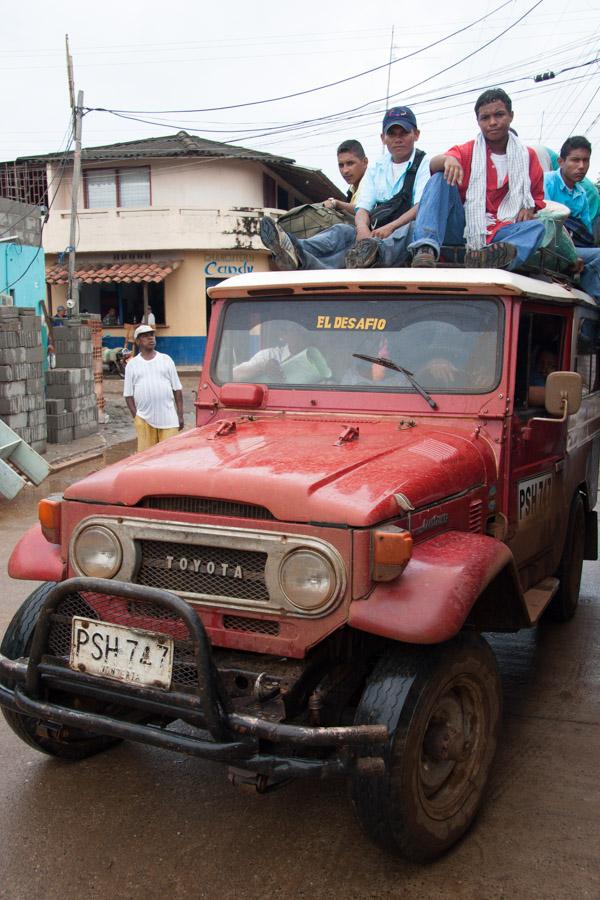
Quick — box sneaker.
[411,246,437,268]
[345,238,380,269]
[260,216,299,270]
[465,242,517,269]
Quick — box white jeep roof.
[208,268,596,306]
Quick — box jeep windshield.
[213,296,503,393]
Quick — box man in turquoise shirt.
[544,136,594,235]
[544,136,599,301]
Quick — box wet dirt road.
[0,453,598,900]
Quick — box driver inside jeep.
[232,321,331,384]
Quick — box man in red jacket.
[410,88,546,269]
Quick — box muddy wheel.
[547,493,585,622]
[352,633,502,862]
[1,582,120,760]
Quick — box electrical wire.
[569,82,600,135]
[0,118,74,238]
[88,2,513,115]
[97,0,547,148]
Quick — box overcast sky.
[2,0,599,189]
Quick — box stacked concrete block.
[83,315,106,419]
[46,323,99,443]
[0,307,47,452]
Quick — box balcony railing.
[43,206,275,254]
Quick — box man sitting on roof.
[544,136,600,302]
[260,106,430,270]
[410,88,546,270]
[323,139,369,217]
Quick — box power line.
[569,82,600,135]
[0,118,74,239]
[91,1,512,115]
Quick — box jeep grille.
[136,539,269,604]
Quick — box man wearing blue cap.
[260,106,430,269]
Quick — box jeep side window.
[515,312,565,411]
[575,318,600,396]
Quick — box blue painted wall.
[103,334,206,366]
[1,241,49,362]
[1,242,46,311]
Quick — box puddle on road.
[0,439,137,525]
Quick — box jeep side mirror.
[544,371,583,418]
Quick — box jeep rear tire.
[352,633,502,862]
[547,493,585,622]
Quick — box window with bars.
[0,163,48,205]
[85,167,151,209]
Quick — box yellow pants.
[134,416,180,451]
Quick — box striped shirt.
[123,351,182,429]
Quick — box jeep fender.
[8,524,65,582]
[349,530,528,644]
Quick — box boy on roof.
[323,139,369,217]
[260,106,430,270]
[410,88,546,270]
[544,136,600,302]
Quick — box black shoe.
[345,238,380,268]
[260,216,300,270]
[465,242,517,269]
[411,246,437,268]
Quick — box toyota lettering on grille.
[165,555,247,580]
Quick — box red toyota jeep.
[1,268,598,862]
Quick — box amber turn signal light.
[372,528,413,582]
[39,497,62,545]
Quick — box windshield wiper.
[352,354,438,410]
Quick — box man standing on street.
[124,324,184,452]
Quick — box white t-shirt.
[490,153,508,188]
[123,351,183,429]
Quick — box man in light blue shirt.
[544,137,593,234]
[260,106,430,270]
[544,136,600,303]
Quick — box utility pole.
[65,35,83,314]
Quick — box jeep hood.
[64,418,492,526]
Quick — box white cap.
[134,324,155,339]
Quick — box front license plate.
[70,617,174,690]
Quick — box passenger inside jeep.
[515,312,564,410]
[527,348,558,406]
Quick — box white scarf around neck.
[464,132,534,250]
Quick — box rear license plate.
[70,617,174,690]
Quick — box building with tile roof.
[1,132,344,364]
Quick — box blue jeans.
[408,173,546,270]
[577,247,600,303]
[294,222,412,269]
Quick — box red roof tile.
[46,260,180,285]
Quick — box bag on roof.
[564,216,596,248]
[277,204,353,240]
[525,209,578,274]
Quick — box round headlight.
[74,526,122,578]
[279,550,336,611]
